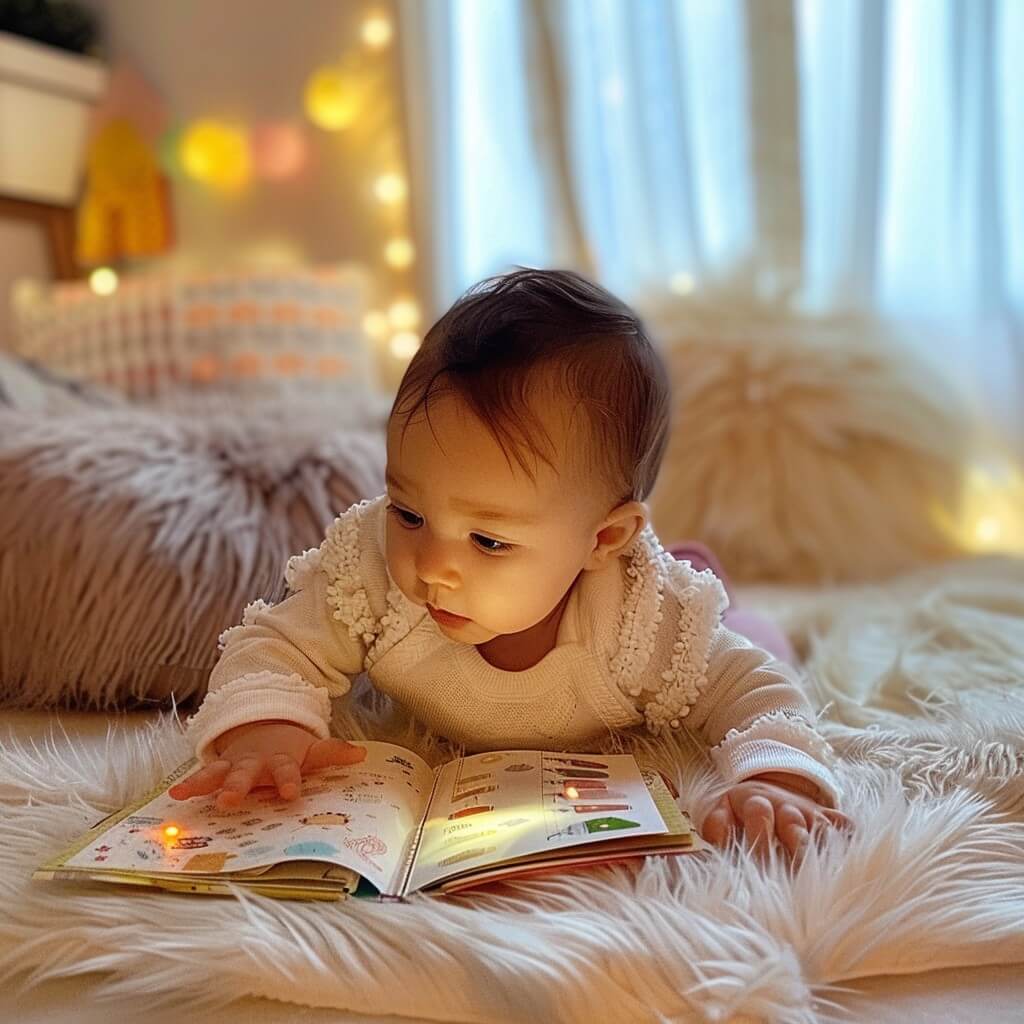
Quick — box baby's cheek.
[383,533,415,594]
[485,577,560,633]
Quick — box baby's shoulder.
[602,527,730,728]
[626,526,730,619]
[283,493,389,595]
[283,494,420,665]
[586,526,729,666]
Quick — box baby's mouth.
[426,604,470,627]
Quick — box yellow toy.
[74,64,174,267]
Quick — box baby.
[170,268,847,856]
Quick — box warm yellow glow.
[239,239,304,270]
[304,67,361,131]
[670,271,696,295]
[10,277,44,311]
[374,172,407,204]
[951,459,1024,554]
[390,331,421,359]
[163,825,180,838]
[385,237,415,268]
[89,267,119,296]
[564,786,580,800]
[362,13,393,48]
[180,119,251,191]
[974,516,1002,545]
[388,298,420,330]
[363,311,390,339]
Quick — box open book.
[33,742,707,902]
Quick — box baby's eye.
[472,534,512,554]
[386,502,421,527]
[387,503,512,554]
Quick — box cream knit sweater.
[183,495,843,807]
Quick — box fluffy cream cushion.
[643,293,973,583]
[0,403,385,709]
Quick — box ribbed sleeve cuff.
[184,672,333,766]
[711,738,844,809]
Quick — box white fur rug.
[2,556,1024,1024]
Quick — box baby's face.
[384,391,613,644]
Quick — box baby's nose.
[415,538,461,589]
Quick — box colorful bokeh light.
[305,67,362,131]
[251,121,309,181]
[180,119,251,192]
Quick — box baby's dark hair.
[389,267,671,504]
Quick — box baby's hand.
[168,720,367,812]
[700,772,850,857]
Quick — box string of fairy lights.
[87,7,423,366]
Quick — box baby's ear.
[583,501,648,570]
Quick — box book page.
[55,741,435,896]
[405,750,668,894]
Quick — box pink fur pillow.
[0,403,385,709]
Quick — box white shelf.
[0,31,108,205]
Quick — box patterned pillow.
[10,265,383,423]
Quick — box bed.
[3,564,1023,1024]
[3,270,1023,1020]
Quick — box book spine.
[393,763,443,898]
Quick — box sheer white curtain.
[398,0,554,314]
[398,0,760,308]
[398,0,1023,454]
[796,0,1023,454]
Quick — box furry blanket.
[2,556,1023,1023]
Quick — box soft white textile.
[1,555,1023,1022]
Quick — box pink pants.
[666,541,796,667]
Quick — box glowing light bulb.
[89,267,119,296]
[390,331,421,359]
[388,298,420,330]
[163,825,180,838]
[952,459,1024,554]
[974,516,1002,545]
[384,237,415,268]
[564,786,580,800]
[180,119,251,191]
[362,13,393,48]
[363,311,390,339]
[374,173,407,204]
[304,67,360,131]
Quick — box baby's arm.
[183,566,368,766]
[686,625,843,808]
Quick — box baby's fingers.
[775,802,810,857]
[266,752,303,800]
[303,739,367,771]
[215,754,263,810]
[701,797,737,846]
[815,807,854,836]
[168,760,232,800]
[740,795,775,856]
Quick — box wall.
[80,0,419,390]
